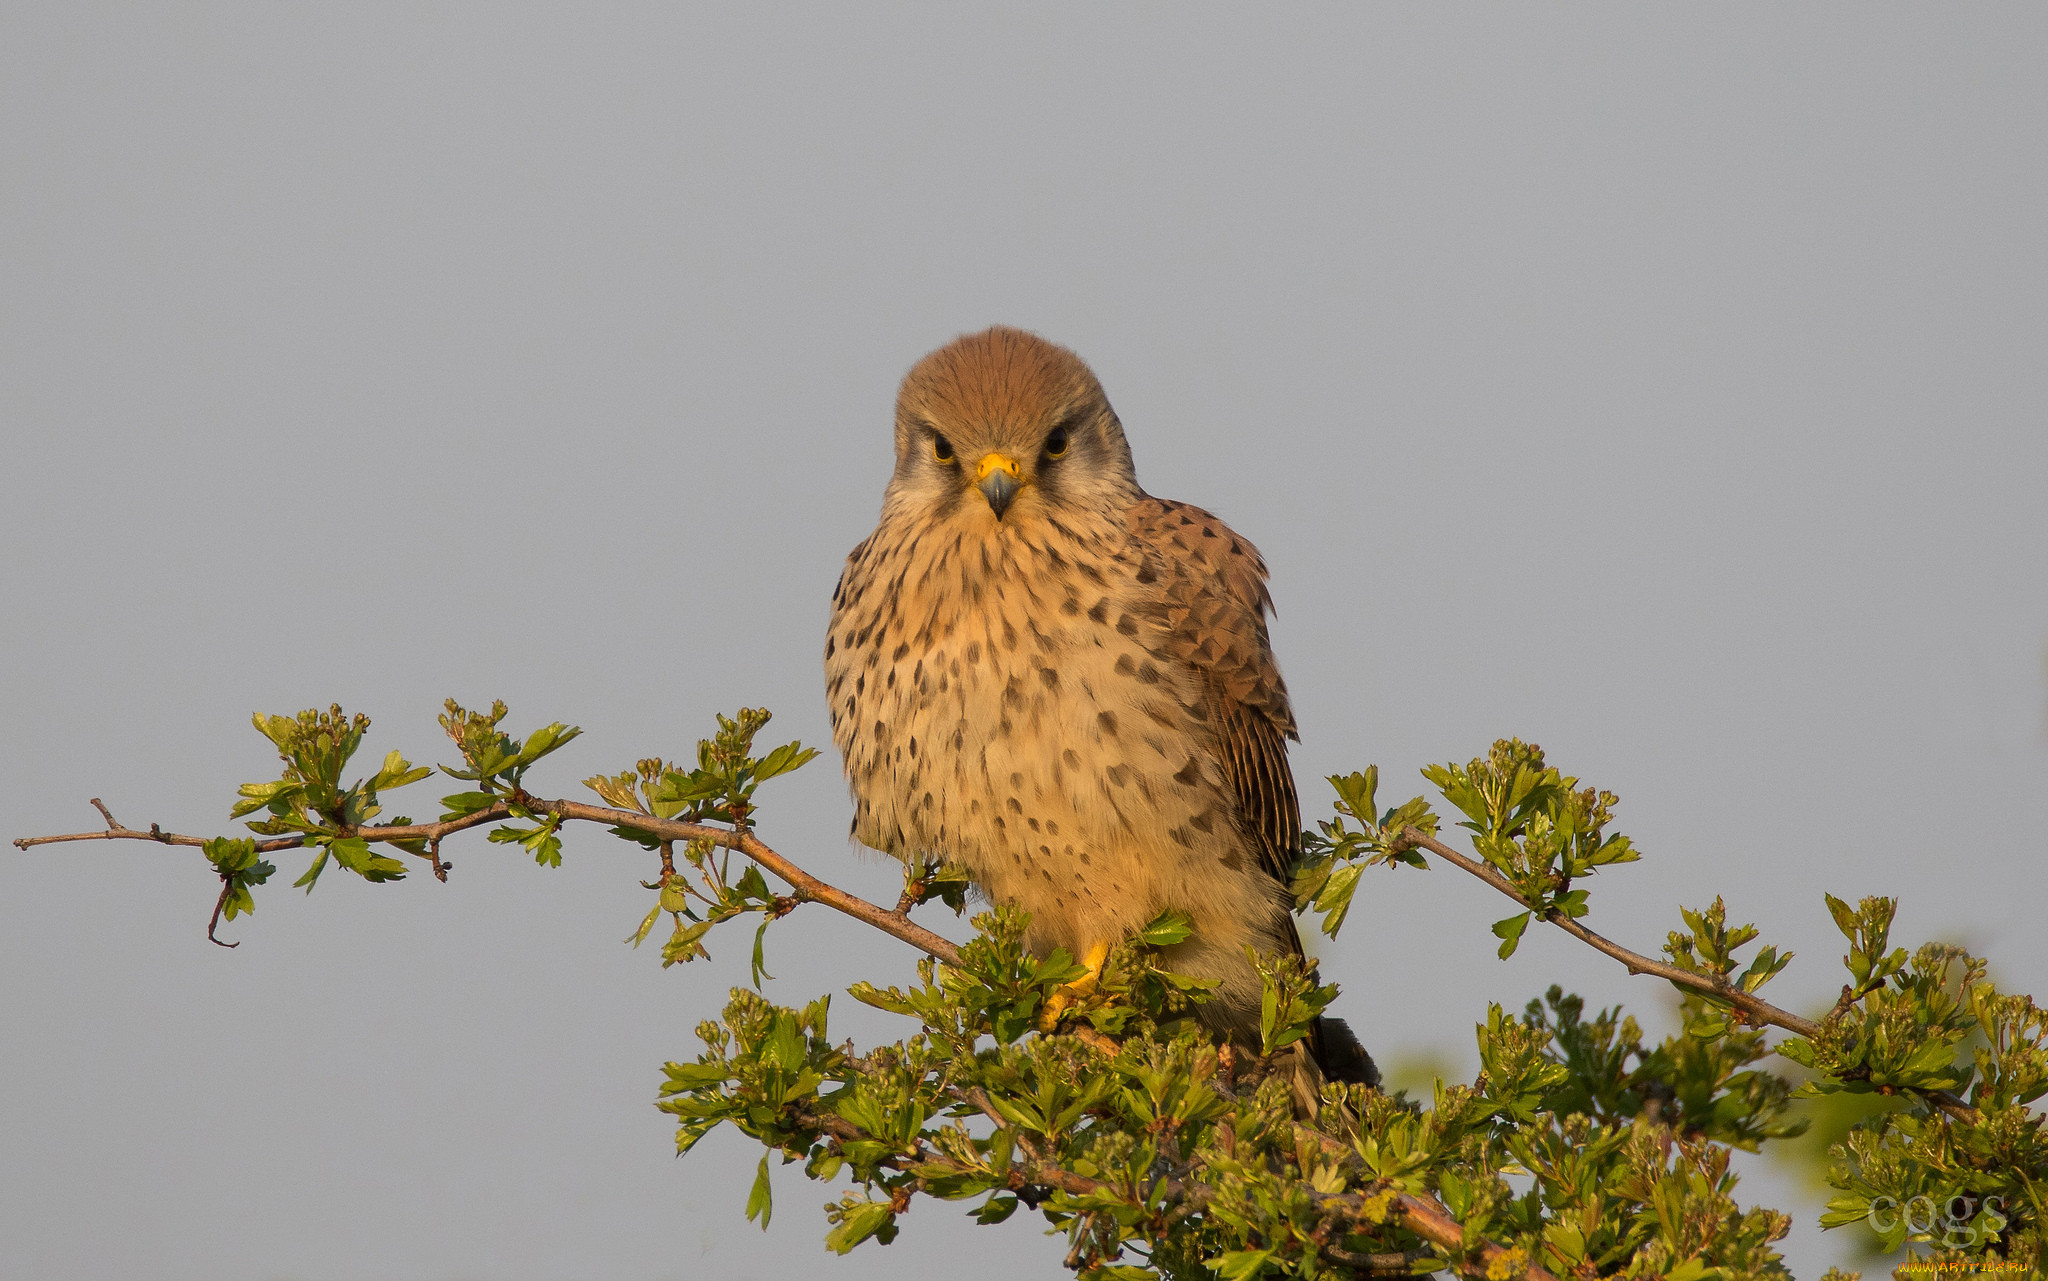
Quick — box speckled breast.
[826,516,1244,954]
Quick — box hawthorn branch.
[1380,1191,1528,1274]
[1396,825,1983,1126]
[13,800,508,856]
[16,795,965,969]
[1321,1244,1435,1275]
[811,1108,1552,1281]
[525,798,964,966]
[1400,826,1810,1029]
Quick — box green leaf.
[583,771,648,814]
[1207,1249,1273,1280]
[292,847,331,891]
[625,903,663,948]
[369,749,431,793]
[513,722,582,767]
[750,918,775,988]
[1328,768,1378,820]
[982,1091,1047,1134]
[1687,1008,1731,1041]
[219,881,256,920]
[972,1192,1019,1224]
[661,919,712,967]
[1824,892,1858,939]
[745,1154,772,1229]
[1136,909,1195,947]
[202,836,259,874]
[1737,944,1792,993]
[1893,1038,1963,1088]
[846,982,916,1016]
[530,829,563,868]
[1819,1195,1873,1230]
[734,864,772,904]
[660,1061,733,1092]
[752,741,821,782]
[250,711,296,751]
[438,791,499,819]
[230,780,298,820]
[1775,1037,1818,1068]
[1492,911,1532,959]
[656,769,725,807]
[674,1119,718,1156]
[807,1151,844,1182]
[1313,863,1362,939]
[824,1200,894,1254]
[329,835,406,882]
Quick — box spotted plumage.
[827,326,1374,1090]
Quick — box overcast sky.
[4,7,2044,1279]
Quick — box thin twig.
[13,804,509,855]
[1061,1214,1093,1270]
[1827,977,1886,1024]
[1396,825,1984,1125]
[17,796,966,968]
[206,880,239,948]
[529,799,965,966]
[1321,1244,1433,1275]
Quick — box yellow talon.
[1039,939,1111,1030]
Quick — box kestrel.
[827,326,1375,1092]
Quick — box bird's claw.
[1037,939,1110,1032]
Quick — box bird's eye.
[1044,426,1070,459]
[932,433,955,464]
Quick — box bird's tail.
[1284,1018,1379,1120]
[1276,914,1380,1090]
[1309,1015,1379,1087]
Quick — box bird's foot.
[1037,939,1110,1031]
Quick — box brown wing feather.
[1128,494,1380,1090]
[1127,495,1301,885]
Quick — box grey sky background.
[4,7,2044,1279]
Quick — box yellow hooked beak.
[976,452,1022,519]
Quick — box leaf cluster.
[587,709,820,979]
[1424,740,1641,959]
[1292,766,1438,940]
[1662,898,1795,1040]
[584,707,816,839]
[438,698,582,867]
[232,704,434,890]
[68,708,2048,1279]
[1777,899,2048,1270]
[658,893,1835,1280]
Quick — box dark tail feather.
[1275,915,1380,1090]
[1311,1016,1380,1088]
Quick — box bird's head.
[883,327,1139,530]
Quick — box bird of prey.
[826,326,1375,1092]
